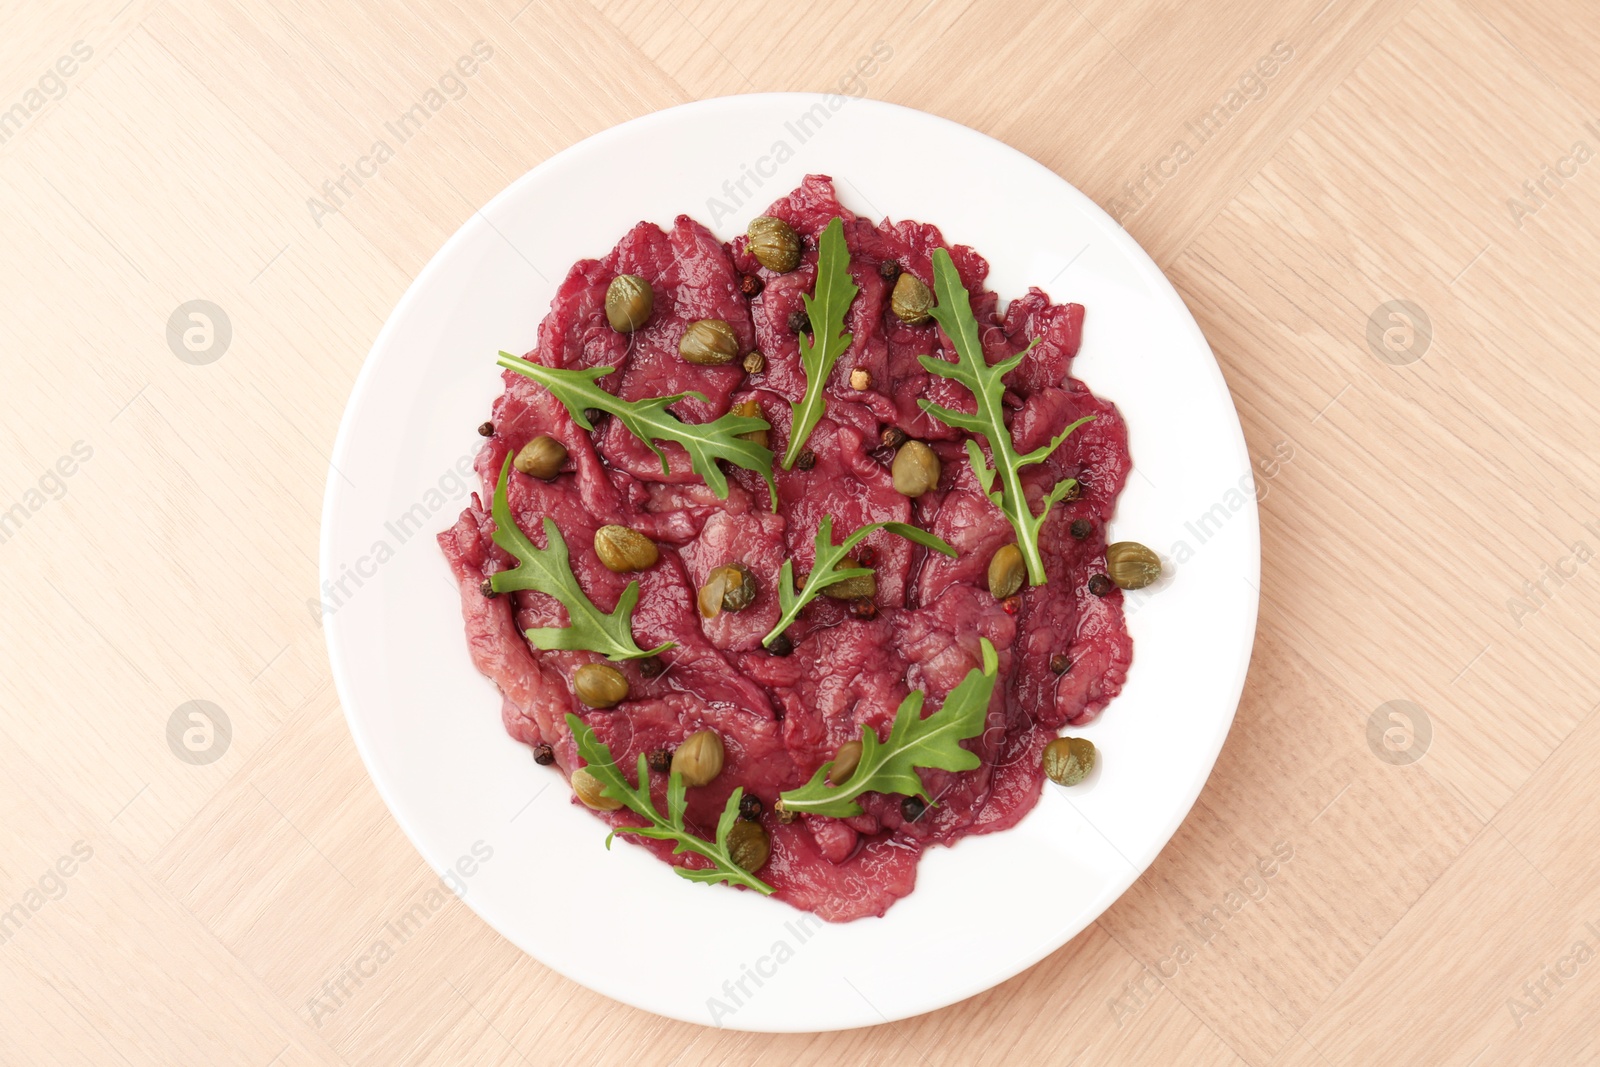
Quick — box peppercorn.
[532,742,555,766]
[738,794,764,822]
[797,449,816,471]
[739,273,764,298]
[1070,519,1092,540]
[583,407,605,426]
[787,308,810,334]
[881,426,908,450]
[768,632,793,657]
[646,748,672,774]
[1088,574,1113,596]
[849,598,878,621]
[1002,595,1021,615]
[901,796,927,822]
[742,350,766,374]
[849,367,872,391]
[480,579,498,599]
[1050,653,1073,675]
[477,421,495,437]
[878,259,901,283]
[638,656,665,679]
[854,545,878,567]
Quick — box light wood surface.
[3,0,1597,1063]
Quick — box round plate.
[321,94,1259,1032]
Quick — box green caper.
[726,818,770,872]
[1106,541,1162,590]
[604,274,653,333]
[593,525,658,573]
[821,557,876,601]
[988,543,1025,600]
[573,663,628,709]
[1043,737,1096,786]
[732,399,769,449]
[698,562,758,618]
[891,440,941,497]
[572,767,623,810]
[672,729,724,787]
[747,216,801,273]
[679,319,739,366]
[891,272,934,325]
[513,435,566,479]
[828,740,862,786]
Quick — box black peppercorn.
[638,656,665,679]
[797,449,816,471]
[881,426,908,450]
[787,308,810,334]
[532,742,555,766]
[849,598,878,621]
[739,273,764,298]
[1070,519,1092,540]
[1088,574,1113,596]
[901,796,927,822]
[739,794,764,821]
[1050,653,1072,675]
[646,748,672,774]
[477,421,495,437]
[583,407,606,426]
[878,259,901,283]
[480,579,498,599]
[768,633,793,657]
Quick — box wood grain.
[2,0,1597,1062]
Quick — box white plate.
[321,94,1258,1032]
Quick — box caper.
[593,525,658,573]
[513,435,566,479]
[891,440,941,497]
[573,663,628,709]
[1043,737,1096,786]
[1106,541,1162,590]
[672,729,724,787]
[821,557,876,601]
[605,274,654,333]
[988,543,1026,599]
[891,272,934,325]
[747,216,801,273]
[699,562,758,619]
[828,740,862,786]
[572,767,623,810]
[732,399,768,449]
[678,319,739,366]
[726,818,770,872]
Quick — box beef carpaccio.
[439,176,1132,921]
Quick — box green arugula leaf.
[498,352,777,508]
[760,517,956,647]
[781,217,859,469]
[917,249,1094,586]
[776,638,999,818]
[487,456,673,661]
[567,713,775,894]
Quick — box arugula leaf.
[777,638,999,818]
[781,217,859,469]
[917,249,1094,586]
[487,456,673,661]
[760,517,956,647]
[498,352,776,508]
[566,713,775,894]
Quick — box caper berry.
[822,557,876,601]
[891,272,934,325]
[988,543,1026,600]
[513,435,566,479]
[573,663,628,709]
[1105,541,1162,590]
[1043,736,1096,786]
[605,274,654,333]
[532,742,555,765]
[1088,574,1113,596]
[593,525,659,573]
[901,796,927,822]
[699,562,758,619]
[679,319,739,366]
[732,399,768,449]
[892,440,941,497]
[672,729,724,787]
[827,740,862,786]
[572,767,623,810]
[726,818,771,872]
[747,216,801,273]
[1070,518,1092,540]
[738,793,764,821]
[646,748,672,774]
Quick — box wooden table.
[3,1,1596,1063]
